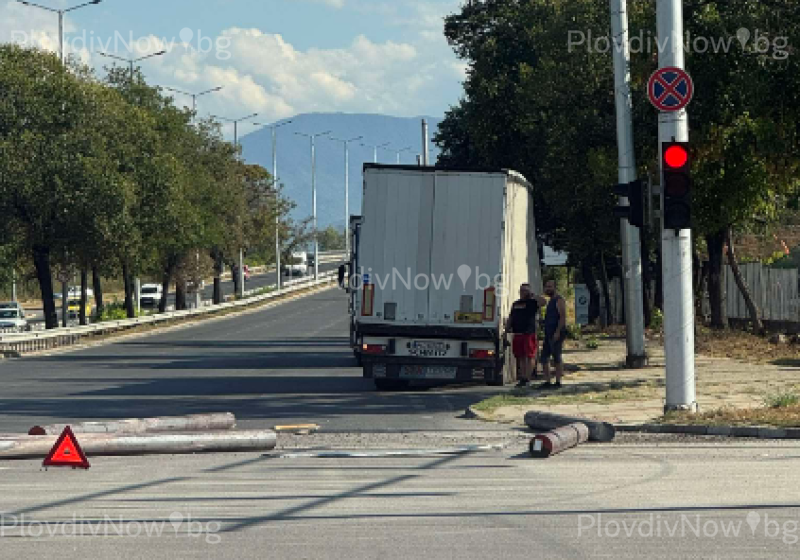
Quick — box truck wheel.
[486,352,513,386]
[374,379,408,391]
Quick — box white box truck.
[348,164,542,390]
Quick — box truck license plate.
[409,341,448,357]
[400,366,458,379]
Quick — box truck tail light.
[361,284,375,316]
[483,287,496,321]
[362,343,386,355]
[469,349,495,359]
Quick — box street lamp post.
[395,146,413,164]
[98,49,167,81]
[362,142,391,164]
[327,135,363,259]
[17,0,102,64]
[254,120,294,290]
[295,130,332,281]
[211,112,259,298]
[162,85,223,123]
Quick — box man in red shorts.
[506,283,546,388]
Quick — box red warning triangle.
[43,426,90,469]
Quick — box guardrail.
[0,271,338,356]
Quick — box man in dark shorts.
[506,283,546,388]
[539,279,567,389]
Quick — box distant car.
[139,284,163,308]
[284,252,309,277]
[0,301,23,310]
[0,307,28,332]
[67,298,93,320]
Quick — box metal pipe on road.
[524,410,616,442]
[28,413,237,436]
[529,423,590,458]
[0,430,277,460]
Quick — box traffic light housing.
[662,141,691,230]
[613,179,645,229]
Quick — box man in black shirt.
[506,283,546,387]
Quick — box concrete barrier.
[29,413,237,436]
[529,423,590,458]
[0,430,277,460]
[524,410,616,443]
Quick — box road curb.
[616,423,800,439]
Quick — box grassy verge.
[660,390,800,428]
[472,379,661,414]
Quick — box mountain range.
[239,113,443,230]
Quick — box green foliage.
[566,323,582,341]
[585,336,600,350]
[97,302,130,322]
[0,45,302,325]
[763,390,800,409]
[317,226,346,251]
[649,308,664,332]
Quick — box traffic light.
[613,179,645,228]
[662,141,691,230]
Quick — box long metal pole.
[273,126,281,290]
[373,146,378,164]
[12,269,17,302]
[344,142,350,258]
[422,119,430,166]
[312,136,319,280]
[58,11,64,64]
[610,0,647,368]
[658,0,695,411]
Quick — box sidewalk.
[476,337,800,425]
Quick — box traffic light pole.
[658,0,696,411]
[610,0,647,368]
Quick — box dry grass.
[661,405,800,428]
[694,327,800,365]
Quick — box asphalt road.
[0,285,499,434]
[2,437,800,559]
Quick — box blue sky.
[0,0,467,134]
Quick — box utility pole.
[363,142,390,164]
[296,130,332,281]
[610,0,647,368]
[421,119,430,166]
[327,135,364,259]
[99,49,168,81]
[657,0,696,411]
[212,112,258,298]
[11,269,16,303]
[254,120,294,290]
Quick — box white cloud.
[0,0,464,135]
[300,0,345,8]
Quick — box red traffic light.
[664,144,689,169]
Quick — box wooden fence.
[724,263,800,322]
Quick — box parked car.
[0,307,28,332]
[139,284,163,308]
[284,252,309,277]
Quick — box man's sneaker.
[515,379,529,388]
[536,381,554,390]
[553,381,563,389]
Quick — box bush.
[97,302,130,322]
[650,308,664,331]
[585,335,599,350]
[566,323,582,340]
[763,390,800,409]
